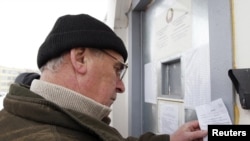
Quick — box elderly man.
[0,14,207,141]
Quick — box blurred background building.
[0,66,38,109]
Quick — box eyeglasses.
[101,50,128,80]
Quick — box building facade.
[0,66,38,109]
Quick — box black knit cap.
[37,14,127,69]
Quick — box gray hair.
[40,55,65,72]
[39,48,103,72]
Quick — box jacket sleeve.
[125,132,169,141]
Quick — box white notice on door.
[195,98,232,141]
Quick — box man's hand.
[170,120,207,141]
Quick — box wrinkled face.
[82,49,126,107]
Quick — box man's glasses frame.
[101,50,128,80]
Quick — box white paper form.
[158,101,179,134]
[144,62,158,104]
[195,98,232,141]
[195,98,232,130]
[183,46,211,108]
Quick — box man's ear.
[70,48,87,74]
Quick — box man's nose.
[116,80,125,93]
